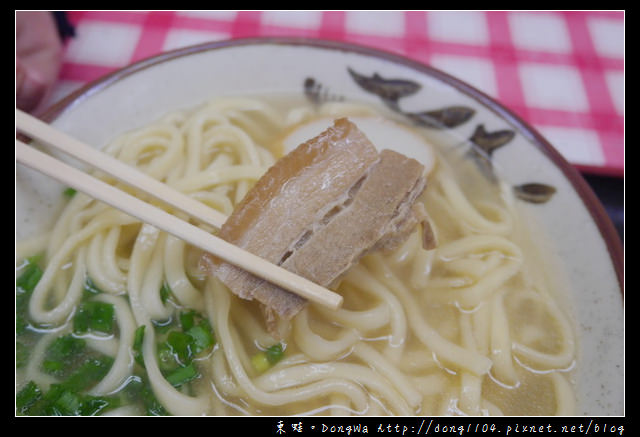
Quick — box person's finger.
[16,59,46,113]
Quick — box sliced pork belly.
[201,118,429,322]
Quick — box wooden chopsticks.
[16,109,343,311]
[16,109,228,230]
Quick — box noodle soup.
[16,97,578,416]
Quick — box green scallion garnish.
[73,301,115,334]
[165,363,199,387]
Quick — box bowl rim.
[41,36,624,298]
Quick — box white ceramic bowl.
[16,37,623,415]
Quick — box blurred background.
[22,10,625,241]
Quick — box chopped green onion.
[42,334,86,376]
[63,356,113,392]
[24,385,119,416]
[186,322,214,355]
[266,343,285,364]
[160,282,172,304]
[78,396,120,416]
[251,343,285,373]
[16,381,42,414]
[157,342,178,372]
[16,314,28,334]
[42,360,65,375]
[63,187,77,198]
[18,356,117,416]
[166,331,193,365]
[16,341,29,368]
[251,352,271,374]
[123,374,169,416]
[73,301,115,334]
[16,256,43,334]
[138,378,169,416]
[16,255,43,293]
[51,389,82,415]
[165,363,199,387]
[179,310,196,331]
[133,325,146,367]
[46,334,86,360]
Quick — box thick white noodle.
[17,98,577,416]
[89,294,136,396]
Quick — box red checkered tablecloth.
[49,11,624,176]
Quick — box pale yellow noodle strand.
[459,373,483,415]
[482,399,505,416]
[429,235,523,308]
[205,124,263,165]
[210,347,245,398]
[352,342,423,409]
[363,255,492,376]
[84,336,118,358]
[388,229,421,266]
[513,319,575,369]
[126,223,160,319]
[257,145,276,168]
[127,225,210,415]
[163,234,203,310]
[410,248,435,290]
[436,234,521,261]
[396,349,440,373]
[171,165,265,193]
[102,227,128,287]
[29,210,136,324]
[457,312,484,415]
[329,394,351,416]
[140,233,172,321]
[228,320,257,378]
[313,301,390,334]
[471,301,492,356]
[89,294,136,396]
[252,360,412,415]
[507,288,576,371]
[183,112,230,175]
[343,265,407,348]
[223,110,280,146]
[189,190,234,215]
[45,193,95,257]
[86,230,126,294]
[285,106,315,126]
[205,98,284,140]
[116,124,184,180]
[231,304,277,348]
[293,308,360,361]
[437,388,464,416]
[411,374,449,396]
[28,247,86,325]
[446,253,502,279]
[140,322,210,415]
[44,203,103,305]
[551,372,576,415]
[437,169,512,235]
[23,330,69,391]
[206,278,373,413]
[489,292,519,387]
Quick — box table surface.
[43,11,625,241]
[48,10,624,178]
